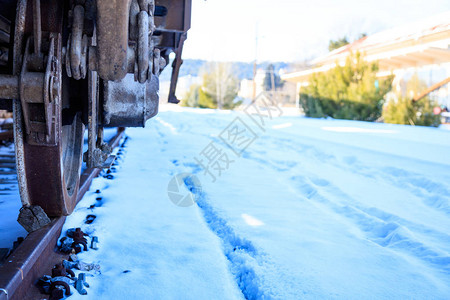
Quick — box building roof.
[283,11,450,83]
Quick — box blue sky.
[182,0,450,62]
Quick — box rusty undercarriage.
[0,0,191,217]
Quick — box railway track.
[0,128,125,300]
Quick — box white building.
[238,69,297,107]
[282,11,450,108]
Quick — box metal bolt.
[90,236,98,250]
[75,273,88,295]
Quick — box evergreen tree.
[300,52,393,121]
[382,73,440,127]
[328,37,349,51]
[181,84,201,107]
[197,87,216,109]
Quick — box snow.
[0,144,26,250]
[63,136,243,299]
[61,105,450,299]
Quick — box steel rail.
[0,127,125,300]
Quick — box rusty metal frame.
[0,129,125,300]
[2,0,192,218]
[155,0,191,32]
[153,0,191,103]
[13,0,30,207]
[168,31,186,103]
[96,0,132,81]
[11,0,87,216]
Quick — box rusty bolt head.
[52,263,67,278]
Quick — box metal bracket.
[17,205,51,233]
[17,33,60,146]
[83,70,115,169]
[65,4,87,80]
[168,32,187,104]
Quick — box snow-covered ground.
[61,105,450,299]
[0,143,26,250]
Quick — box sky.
[182,0,450,63]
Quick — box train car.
[0,0,191,217]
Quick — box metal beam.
[378,59,404,70]
[406,53,435,65]
[413,76,450,102]
[385,56,417,68]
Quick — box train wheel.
[13,0,85,216]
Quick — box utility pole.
[252,23,258,101]
[270,67,276,103]
[215,61,222,109]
